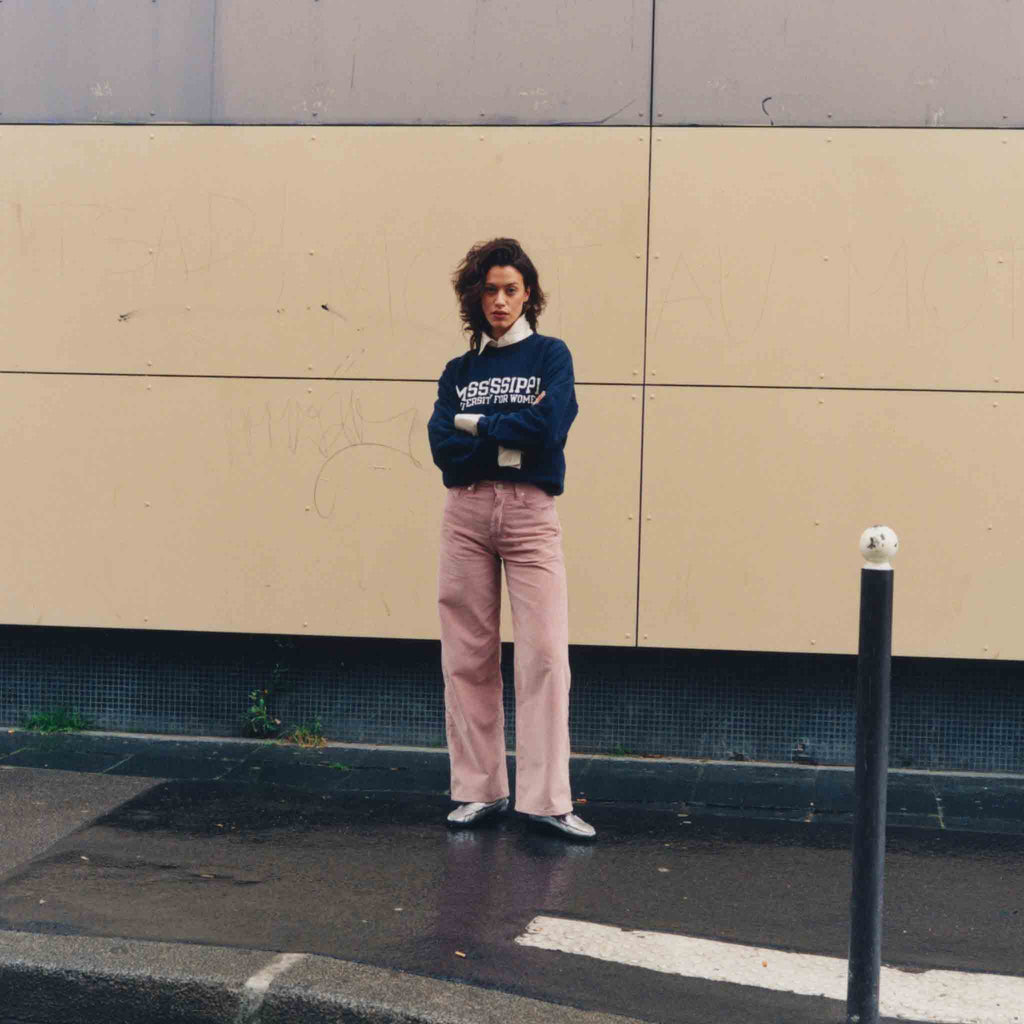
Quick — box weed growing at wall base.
[23,709,95,733]
[284,717,326,748]
[242,689,282,738]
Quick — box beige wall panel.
[1,376,439,639]
[638,388,1024,659]
[647,129,1024,390]
[0,126,648,385]
[0,377,638,646]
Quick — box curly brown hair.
[452,238,546,351]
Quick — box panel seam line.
[634,0,658,648]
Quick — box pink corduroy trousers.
[438,480,572,817]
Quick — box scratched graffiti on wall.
[226,390,426,521]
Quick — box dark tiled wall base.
[1,625,1022,772]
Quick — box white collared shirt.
[479,314,533,353]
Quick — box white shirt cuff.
[498,446,522,469]
[454,413,482,436]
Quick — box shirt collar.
[479,314,533,354]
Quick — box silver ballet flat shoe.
[446,797,509,828]
[528,812,596,839]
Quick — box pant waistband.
[464,480,542,498]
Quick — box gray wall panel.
[0,0,216,123]
[655,0,1024,127]
[212,0,652,125]
[1,0,652,126]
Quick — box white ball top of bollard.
[860,525,899,570]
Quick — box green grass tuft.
[283,716,326,749]
[23,708,95,733]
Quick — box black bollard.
[846,526,897,1024]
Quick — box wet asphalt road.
[1,773,1023,1024]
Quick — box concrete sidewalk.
[3,727,1023,832]
[1,728,1022,1024]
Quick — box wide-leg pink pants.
[438,480,572,817]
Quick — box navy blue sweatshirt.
[427,332,578,494]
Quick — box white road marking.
[515,916,1024,1024]
[244,952,306,995]
[237,953,306,1022]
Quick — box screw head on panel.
[859,526,898,569]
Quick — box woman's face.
[481,265,530,339]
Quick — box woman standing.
[427,238,594,839]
